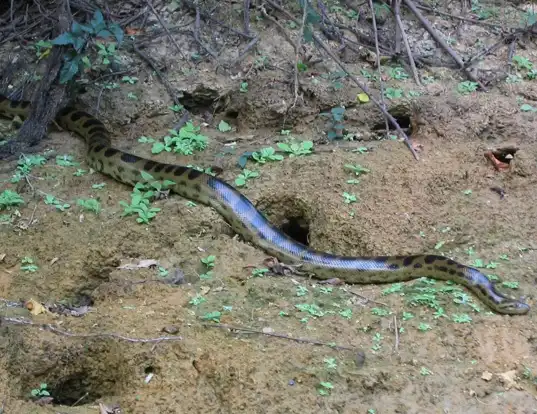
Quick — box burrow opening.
[255,195,312,246]
[490,146,518,164]
[48,371,101,406]
[372,114,412,134]
[280,216,310,246]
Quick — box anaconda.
[0,93,530,315]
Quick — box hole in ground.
[491,146,518,164]
[280,216,310,246]
[49,371,101,406]
[255,195,313,246]
[372,114,411,133]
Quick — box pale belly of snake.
[0,94,530,315]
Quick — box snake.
[0,93,530,315]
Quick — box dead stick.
[265,0,419,161]
[2,317,183,343]
[203,323,356,351]
[393,0,421,86]
[403,0,486,91]
[367,0,389,134]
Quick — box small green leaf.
[218,120,232,132]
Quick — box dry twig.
[393,0,421,86]
[203,322,357,351]
[2,316,183,343]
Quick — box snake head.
[497,299,530,315]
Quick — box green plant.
[384,87,404,99]
[152,123,207,155]
[389,66,409,80]
[457,81,478,95]
[235,169,259,187]
[218,120,232,132]
[30,383,50,398]
[277,140,314,157]
[251,147,284,163]
[199,255,215,280]
[121,75,138,84]
[251,268,269,277]
[43,195,71,211]
[321,107,345,140]
[0,190,24,210]
[76,198,101,214]
[119,171,174,224]
[49,9,124,83]
[10,154,47,183]
[56,154,79,167]
[239,82,248,92]
[21,257,39,273]
[169,104,184,112]
[345,164,370,176]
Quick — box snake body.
[0,94,530,315]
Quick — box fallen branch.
[2,316,183,343]
[203,322,357,351]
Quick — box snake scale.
[0,93,530,315]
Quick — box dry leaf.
[25,298,47,315]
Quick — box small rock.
[481,371,493,381]
[162,326,180,334]
[262,327,273,334]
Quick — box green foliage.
[321,107,345,140]
[0,190,24,210]
[48,9,124,83]
[152,123,208,155]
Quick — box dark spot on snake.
[447,259,456,265]
[153,163,165,173]
[144,160,158,171]
[402,256,415,267]
[108,161,113,167]
[435,256,447,261]
[174,166,188,176]
[57,107,72,118]
[424,255,436,264]
[193,183,202,193]
[92,143,106,153]
[178,180,187,187]
[164,165,175,173]
[117,166,125,173]
[457,271,465,278]
[83,119,102,129]
[456,264,465,269]
[414,263,423,269]
[87,126,108,137]
[477,285,489,296]
[436,266,448,273]
[121,153,141,163]
[427,266,433,271]
[373,256,387,264]
[388,263,399,270]
[104,148,120,157]
[70,111,87,122]
[448,269,456,275]
[188,169,203,180]
[8,100,23,109]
